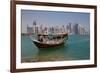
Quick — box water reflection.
[22,45,70,62]
[37,45,67,62]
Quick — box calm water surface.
[21,35,90,62]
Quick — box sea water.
[21,35,90,62]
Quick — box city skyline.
[21,10,90,33]
[27,23,89,35]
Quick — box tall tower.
[33,20,37,34]
[68,23,72,34]
[27,24,33,34]
[73,23,79,34]
[33,20,36,26]
[66,23,72,34]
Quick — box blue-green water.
[21,35,90,62]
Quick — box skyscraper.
[68,23,72,34]
[73,23,79,34]
[66,23,72,34]
[27,24,33,34]
[33,20,37,34]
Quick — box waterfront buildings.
[26,21,89,36]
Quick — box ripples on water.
[21,35,90,63]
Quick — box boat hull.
[33,40,64,48]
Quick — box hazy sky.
[21,10,90,33]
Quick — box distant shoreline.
[21,33,29,35]
[21,33,90,36]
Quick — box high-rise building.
[33,20,37,34]
[66,23,72,34]
[73,23,79,34]
[79,25,85,35]
[35,26,38,34]
[33,20,36,26]
[40,25,43,33]
[68,23,72,33]
[27,24,33,34]
[79,25,89,36]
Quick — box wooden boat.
[32,39,64,48]
[31,33,68,48]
